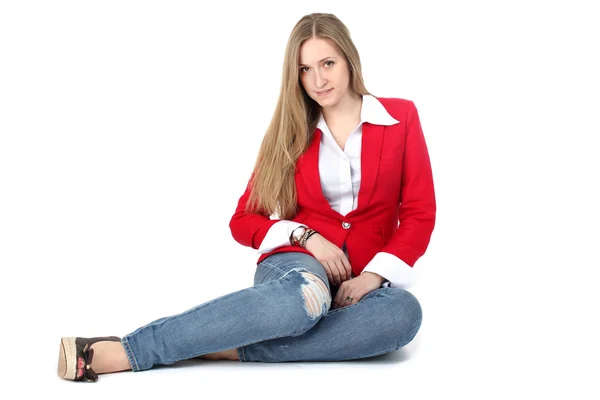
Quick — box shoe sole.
[58,337,77,380]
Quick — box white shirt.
[257,95,415,289]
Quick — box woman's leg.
[236,243,423,362]
[119,251,332,372]
[237,284,423,362]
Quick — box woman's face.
[298,37,352,109]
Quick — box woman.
[57,12,436,382]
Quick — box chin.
[319,99,338,108]
[315,94,336,104]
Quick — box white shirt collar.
[317,94,400,132]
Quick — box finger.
[332,258,346,282]
[328,261,341,285]
[332,258,347,282]
[321,261,335,283]
[319,261,332,284]
[345,291,356,305]
[341,290,355,307]
[325,269,333,286]
[333,286,344,309]
[335,253,349,281]
[340,287,356,306]
[335,285,351,309]
[340,254,352,279]
[340,256,352,280]
[324,263,336,286]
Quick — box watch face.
[293,227,306,240]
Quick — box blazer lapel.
[299,123,385,218]
[349,122,384,216]
[299,129,336,216]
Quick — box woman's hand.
[331,272,384,309]
[304,233,352,286]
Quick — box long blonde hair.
[245,13,370,220]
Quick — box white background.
[1,0,599,398]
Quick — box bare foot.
[89,341,132,374]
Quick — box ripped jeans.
[121,251,423,371]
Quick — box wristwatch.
[290,226,308,246]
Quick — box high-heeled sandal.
[57,336,121,382]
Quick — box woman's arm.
[229,173,282,249]
[380,100,436,267]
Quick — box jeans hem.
[121,336,140,372]
[237,346,248,362]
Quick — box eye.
[300,66,309,73]
[324,60,334,67]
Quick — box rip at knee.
[298,271,331,318]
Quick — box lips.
[317,88,332,95]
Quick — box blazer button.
[342,221,351,229]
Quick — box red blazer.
[229,97,436,277]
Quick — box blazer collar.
[316,94,400,132]
[300,95,401,219]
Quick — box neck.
[321,92,363,124]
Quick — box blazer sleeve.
[380,100,436,267]
[258,220,307,253]
[229,172,281,249]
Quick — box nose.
[314,68,326,89]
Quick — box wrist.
[361,271,385,285]
[303,230,319,248]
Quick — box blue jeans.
[121,251,423,371]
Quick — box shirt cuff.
[257,220,308,254]
[360,252,417,289]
